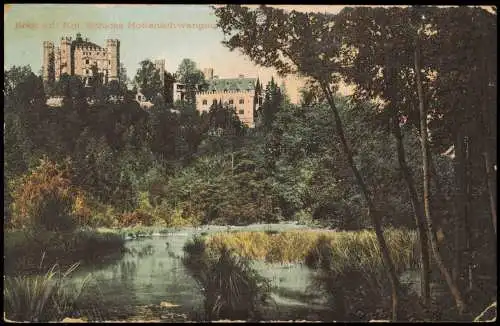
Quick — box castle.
[173,68,262,127]
[42,33,120,87]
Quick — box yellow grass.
[206,228,418,273]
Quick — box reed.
[183,236,272,321]
[206,228,418,271]
[3,261,91,322]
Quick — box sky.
[4,4,492,103]
[4,4,352,102]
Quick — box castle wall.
[196,90,255,127]
[74,45,111,83]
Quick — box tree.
[412,7,468,314]
[253,78,262,119]
[4,65,34,100]
[202,102,246,157]
[134,60,163,101]
[332,6,498,316]
[4,66,47,223]
[176,58,207,104]
[213,5,405,320]
[164,72,177,105]
[259,77,283,130]
[332,6,432,307]
[423,8,497,297]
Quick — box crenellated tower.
[60,36,73,77]
[106,39,120,82]
[42,41,55,85]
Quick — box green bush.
[88,203,118,228]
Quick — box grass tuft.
[183,236,272,321]
[4,261,91,322]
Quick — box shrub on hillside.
[9,159,86,232]
[119,210,155,227]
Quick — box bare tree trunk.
[393,122,431,306]
[453,131,466,286]
[480,55,497,235]
[321,83,402,321]
[483,152,497,234]
[414,37,467,315]
[464,136,472,292]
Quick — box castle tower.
[42,41,55,84]
[203,68,214,80]
[154,59,166,87]
[60,36,73,76]
[106,39,120,82]
[54,47,61,81]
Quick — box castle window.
[86,59,89,64]
[239,99,244,104]
[202,99,207,105]
[238,109,244,115]
[86,69,89,75]
[229,99,234,105]
[212,99,217,105]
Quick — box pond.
[68,223,336,321]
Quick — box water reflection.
[70,236,204,320]
[67,224,329,321]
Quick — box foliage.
[257,77,283,130]
[162,150,280,226]
[134,59,164,101]
[4,262,91,322]
[119,210,155,227]
[176,58,207,104]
